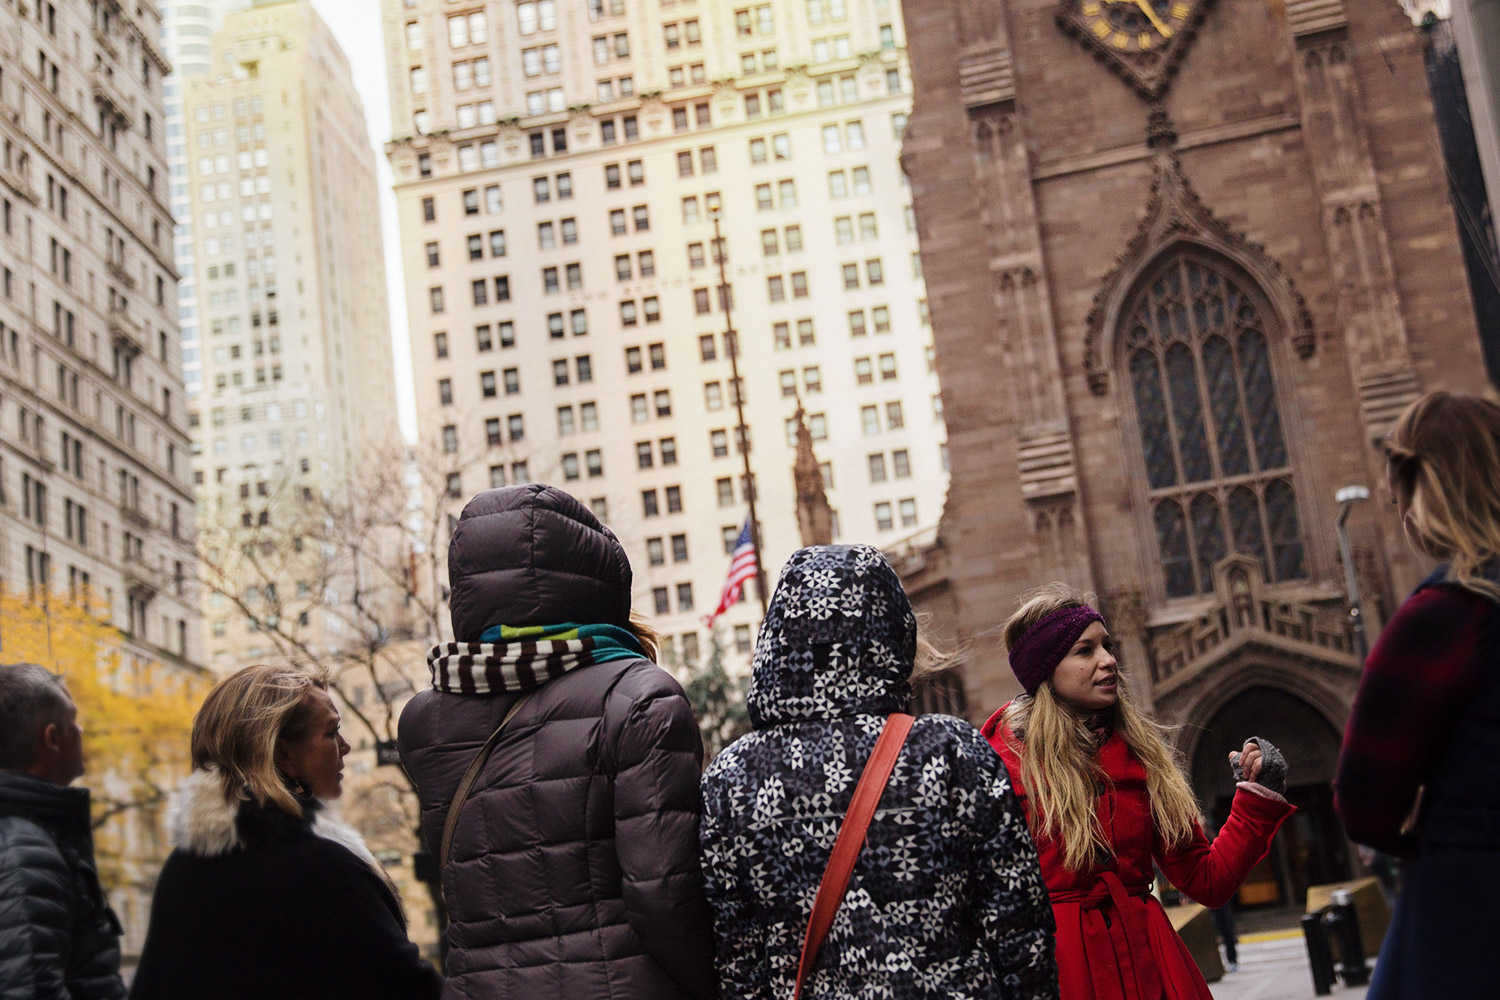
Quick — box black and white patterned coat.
[700,545,1059,1000]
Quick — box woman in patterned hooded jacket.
[700,544,1059,1000]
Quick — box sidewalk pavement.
[1209,934,1371,1000]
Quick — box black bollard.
[1325,889,1372,987]
[1301,910,1336,995]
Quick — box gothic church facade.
[898,0,1485,903]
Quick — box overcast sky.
[309,0,418,442]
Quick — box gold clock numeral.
[1091,19,1111,37]
[1083,1,1101,13]
[1171,2,1191,18]
[1112,31,1130,48]
[1138,32,1153,49]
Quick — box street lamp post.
[711,207,770,617]
[1335,485,1371,661]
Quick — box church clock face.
[1080,0,1193,52]
[1057,0,1210,99]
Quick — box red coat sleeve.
[1153,787,1294,909]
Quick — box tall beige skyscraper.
[183,0,402,668]
[0,0,203,957]
[0,2,201,656]
[0,3,202,656]
[383,0,945,663]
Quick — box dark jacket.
[699,545,1059,1000]
[1337,565,1500,1000]
[398,484,716,1000]
[128,770,441,1000]
[0,771,126,1000]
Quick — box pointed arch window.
[1123,253,1306,597]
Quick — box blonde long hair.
[628,610,660,661]
[1386,391,1500,601]
[1001,584,1200,871]
[190,663,329,817]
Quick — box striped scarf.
[427,622,646,694]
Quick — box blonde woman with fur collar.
[130,665,440,1000]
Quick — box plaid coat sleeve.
[1334,584,1490,856]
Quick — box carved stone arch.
[1160,656,1351,759]
[1084,157,1317,395]
[1180,676,1350,810]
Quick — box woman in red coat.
[981,584,1295,1000]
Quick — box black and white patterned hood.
[748,544,916,728]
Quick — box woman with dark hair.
[1336,390,1500,999]
[130,664,440,1000]
[398,484,715,1000]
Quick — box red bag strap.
[793,712,915,999]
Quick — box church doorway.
[1186,684,1352,908]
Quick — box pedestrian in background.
[399,484,715,1000]
[129,664,440,1000]
[1336,390,1500,1000]
[983,584,1294,1000]
[0,662,127,1000]
[700,545,1058,1000]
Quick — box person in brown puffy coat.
[398,484,716,1000]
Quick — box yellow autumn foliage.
[0,587,206,886]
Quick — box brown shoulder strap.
[439,690,535,873]
[793,712,915,999]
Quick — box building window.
[1123,252,1305,597]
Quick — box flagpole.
[711,208,769,618]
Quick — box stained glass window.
[1155,501,1194,598]
[1191,493,1227,592]
[1123,252,1306,596]
[1266,479,1306,581]
[1228,486,1268,573]
[1131,350,1175,489]
[1202,337,1249,476]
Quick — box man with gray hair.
[0,662,127,1000]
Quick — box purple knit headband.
[1008,606,1105,696]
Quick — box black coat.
[0,771,127,1000]
[399,485,716,1000]
[129,770,440,1000]
[700,545,1059,1000]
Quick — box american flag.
[705,518,757,626]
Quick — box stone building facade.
[898,0,1486,905]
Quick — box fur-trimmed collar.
[169,768,378,871]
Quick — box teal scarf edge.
[477,622,646,664]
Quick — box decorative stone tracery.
[1084,145,1317,395]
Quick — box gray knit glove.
[1229,736,1287,795]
